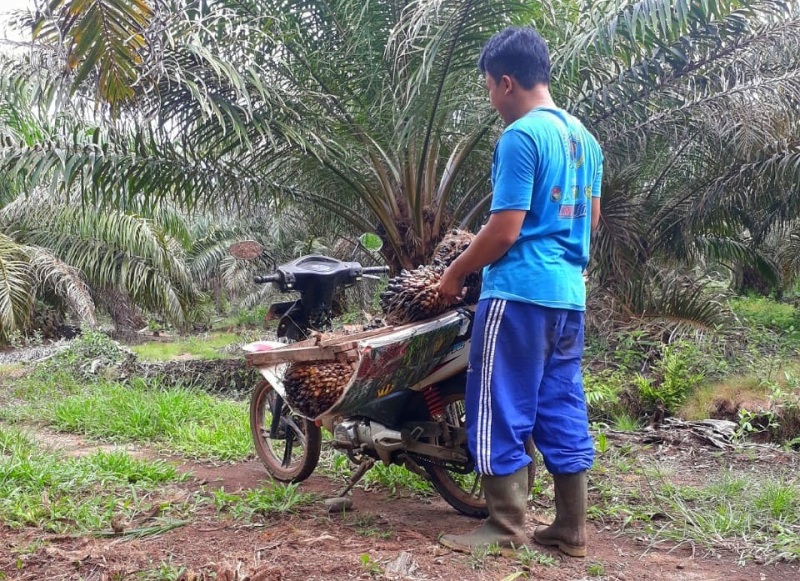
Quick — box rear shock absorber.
[422,385,445,421]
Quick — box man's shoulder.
[562,112,602,148]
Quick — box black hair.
[478,27,550,89]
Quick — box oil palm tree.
[6,0,540,270]
[553,0,800,327]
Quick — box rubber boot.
[439,466,529,557]
[533,471,587,557]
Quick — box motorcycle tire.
[424,389,537,519]
[250,379,322,482]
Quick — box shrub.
[731,296,800,343]
[583,369,627,421]
[234,305,269,328]
[635,341,705,415]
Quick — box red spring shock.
[423,386,445,420]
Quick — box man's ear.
[501,75,513,94]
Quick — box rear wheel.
[250,379,321,482]
[425,390,536,518]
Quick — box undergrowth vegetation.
[583,295,800,447]
[588,450,800,564]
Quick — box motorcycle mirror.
[229,240,264,260]
[358,232,383,252]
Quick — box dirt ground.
[2,428,799,581]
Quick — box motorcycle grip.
[253,274,281,284]
[361,266,389,275]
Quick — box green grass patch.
[0,426,190,533]
[130,333,241,361]
[591,457,800,563]
[12,373,251,461]
[362,462,433,496]
[731,296,800,341]
[680,376,770,421]
[0,362,25,379]
[211,482,316,521]
[611,413,641,431]
[51,381,251,460]
[317,449,433,497]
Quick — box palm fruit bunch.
[379,230,481,325]
[379,264,451,325]
[430,229,482,304]
[430,229,475,267]
[283,361,353,418]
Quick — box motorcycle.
[231,241,534,518]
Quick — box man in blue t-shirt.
[438,26,603,558]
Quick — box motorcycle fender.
[256,365,288,399]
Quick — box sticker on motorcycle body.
[446,340,466,355]
[377,383,394,397]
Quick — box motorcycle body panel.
[323,311,464,420]
[252,310,468,421]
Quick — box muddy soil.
[2,427,799,581]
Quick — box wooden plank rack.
[244,326,395,367]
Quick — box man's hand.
[438,266,467,304]
[434,209,525,304]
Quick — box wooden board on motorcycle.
[243,322,417,367]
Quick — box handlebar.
[253,274,281,284]
[254,263,388,285]
[362,266,390,275]
[251,255,389,339]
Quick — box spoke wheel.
[250,379,321,482]
[425,390,536,518]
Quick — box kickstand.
[337,458,375,497]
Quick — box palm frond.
[33,0,153,110]
[25,245,97,327]
[0,233,34,337]
[3,198,195,325]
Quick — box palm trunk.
[97,288,147,339]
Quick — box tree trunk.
[96,288,147,340]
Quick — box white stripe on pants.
[477,298,506,474]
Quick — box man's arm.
[591,159,603,234]
[437,209,526,302]
[591,197,600,234]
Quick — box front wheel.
[425,390,536,518]
[250,379,322,482]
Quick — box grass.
[211,482,317,521]
[0,426,190,534]
[10,374,251,461]
[611,413,641,431]
[317,449,435,497]
[137,561,187,581]
[348,513,393,539]
[130,332,241,361]
[730,296,800,342]
[362,462,433,496]
[586,562,606,576]
[681,376,770,421]
[591,454,800,564]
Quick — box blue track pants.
[465,299,594,476]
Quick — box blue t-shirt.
[479,107,603,311]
